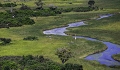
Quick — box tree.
[55,48,73,64]
[88,0,95,7]
[35,0,43,9]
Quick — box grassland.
[65,0,120,67]
[113,54,120,62]
[0,0,120,70]
[67,13,120,44]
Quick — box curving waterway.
[43,14,120,66]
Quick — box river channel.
[43,14,120,66]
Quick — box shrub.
[69,2,72,4]
[38,56,45,62]
[48,4,57,10]
[0,60,17,70]
[62,8,73,12]
[0,3,17,7]
[55,48,73,64]
[23,36,38,41]
[73,7,92,12]
[53,9,62,14]
[34,9,56,16]
[61,63,83,70]
[0,3,2,7]
[0,38,11,45]
[20,4,31,10]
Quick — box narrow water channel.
[43,14,120,66]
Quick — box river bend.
[43,14,120,66]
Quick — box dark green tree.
[55,48,73,64]
[88,0,95,7]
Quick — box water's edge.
[43,14,120,66]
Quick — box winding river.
[43,14,120,66]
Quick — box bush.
[0,3,17,7]
[0,3,2,7]
[36,7,43,10]
[62,8,73,12]
[61,63,83,70]
[20,4,31,10]
[38,56,45,62]
[33,9,56,16]
[53,9,62,14]
[23,36,38,41]
[0,38,11,45]
[48,4,57,10]
[73,7,92,12]
[0,60,17,70]
[55,48,73,64]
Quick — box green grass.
[95,0,120,9]
[0,0,120,70]
[0,11,119,70]
[113,54,120,62]
[67,13,120,44]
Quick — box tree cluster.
[0,55,83,70]
[0,12,35,28]
[0,0,98,28]
[62,7,93,12]
[0,3,17,7]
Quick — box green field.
[0,0,120,70]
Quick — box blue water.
[84,39,120,66]
[97,14,113,20]
[43,27,68,36]
[43,14,120,66]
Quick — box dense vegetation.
[0,1,95,28]
[0,12,35,28]
[0,2,17,7]
[0,55,83,70]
